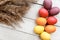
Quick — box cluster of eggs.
[34,0,60,40]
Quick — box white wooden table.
[0,0,60,40]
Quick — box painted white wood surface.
[0,0,60,40]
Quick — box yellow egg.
[34,25,44,34]
[41,39,50,40]
[40,32,50,40]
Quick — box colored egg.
[34,25,44,34]
[43,0,52,10]
[45,25,56,33]
[47,16,57,25]
[40,32,50,40]
[36,17,47,25]
[49,7,60,16]
[39,8,49,17]
[42,39,50,40]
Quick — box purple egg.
[43,0,52,10]
[49,7,60,16]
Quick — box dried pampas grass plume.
[0,0,37,28]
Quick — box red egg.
[47,16,57,25]
[39,8,49,17]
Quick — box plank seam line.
[0,25,38,37]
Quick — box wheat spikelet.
[0,0,37,28]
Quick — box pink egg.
[49,7,60,16]
[43,0,52,10]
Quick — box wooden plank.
[16,17,37,35]
[0,26,40,40]
[0,23,60,40]
[24,0,43,19]
[24,4,41,19]
[55,10,60,26]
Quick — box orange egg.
[36,17,47,26]
[45,25,56,33]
